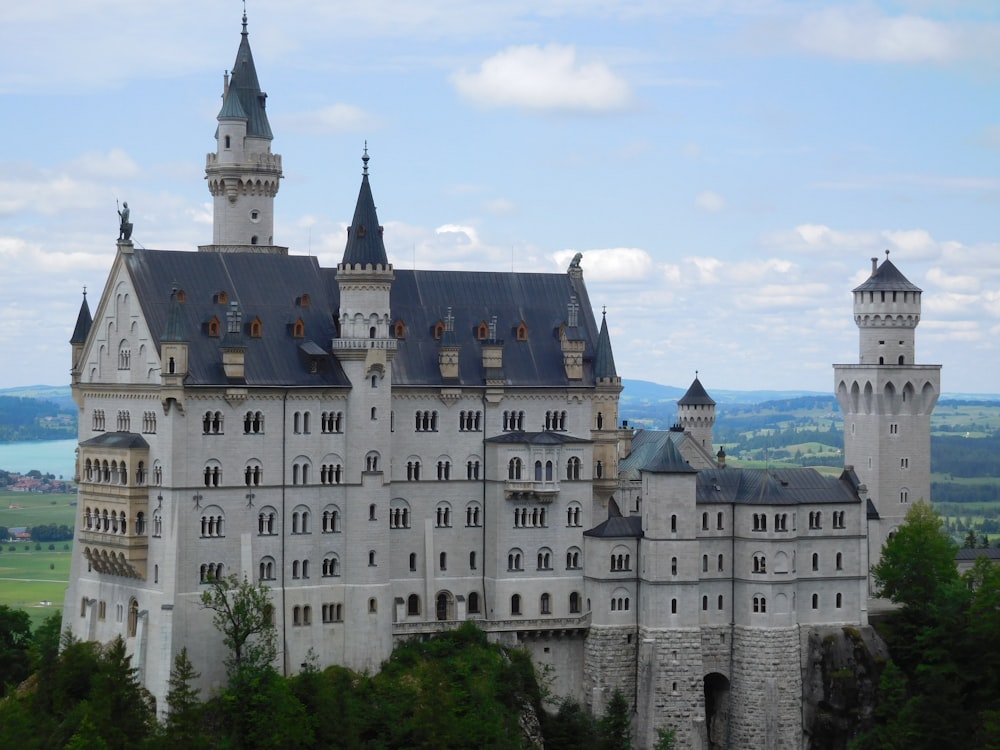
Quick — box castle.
[62,15,939,749]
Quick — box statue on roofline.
[117,200,133,241]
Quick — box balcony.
[392,613,590,639]
[504,480,559,503]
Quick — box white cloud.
[451,44,632,113]
[553,248,654,281]
[277,104,380,134]
[793,6,1000,63]
[68,149,141,180]
[925,267,980,294]
[763,224,943,261]
[695,190,726,212]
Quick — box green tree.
[88,636,156,750]
[965,529,978,549]
[873,501,959,609]
[599,689,632,750]
[155,648,209,750]
[0,603,33,696]
[199,573,276,675]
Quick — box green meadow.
[0,488,76,530]
[0,548,71,628]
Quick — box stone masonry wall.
[583,625,637,717]
[636,627,707,750]
[729,626,803,750]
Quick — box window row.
[459,410,482,431]
[78,596,141,637]
[257,553,345,581]
[83,458,148,486]
[544,410,568,431]
[82,507,146,536]
[256,507,342,535]
[507,459,557,482]
[513,506,547,528]
[508,591,582,617]
[752,513,788,532]
[506,546,582,572]
[415,410,439,432]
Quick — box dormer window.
[250,235,258,245]
[249,317,263,338]
[207,317,221,338]
[515,322,528,341]
[292,318,305,338]
[297,293,311,308]
[477,321,489,341]
[215,291,228,305]
[433,320,445,340]
[394,320,406,339]
[176,289,186,303]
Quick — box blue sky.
[1,1,998,393]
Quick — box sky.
[1,1,998,395]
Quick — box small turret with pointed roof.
[70,289,93,386]
[677,372,715,453]
[341,146,389,268]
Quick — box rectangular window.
[889,423,898,435]
[901,457,909,469]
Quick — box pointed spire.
[853,253,922,293]
[341,147,389,267]
[594,308,618,379]
[218,9,272,139]
[70,288,92,345]
[642,437,697,474]
[678,373,715,406]
[161,284,188,342]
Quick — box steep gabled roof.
[70,291,92,345]
[695,467,861,506]
[853,257,921,293]
[341,151,389,267]
[220,13,272,139]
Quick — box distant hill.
[0,385,75,412]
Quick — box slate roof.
[584,515,644,539]
[641,437,697,474]
[219,15,272,139]
[486,431,592,446]
[122,248,601,389]
[678,376,715,406]
[695,467,861,506]
[80,432,150,450]
[853,258,922,293]
[71,292,92,345]
[955,547,1000,561]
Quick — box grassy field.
[0,488,76,530]
[0,548,71,628]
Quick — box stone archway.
[704,672,730,750]
[436,591,455,621]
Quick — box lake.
[0,439,77,480]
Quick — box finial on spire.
[602,305,607,317]
[885,249,890,258]
[695,370,699,378]
[82,286,87,298]
[242,0,248,34]
[362,141,370,176]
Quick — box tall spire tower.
[204,10,284,252]
[834,253,941,586]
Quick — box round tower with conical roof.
[205,12,283,251]
[677,374,715,453]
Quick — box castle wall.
[729,626,802,750]
[583,625,637,716]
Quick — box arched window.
[836,552,843,570]
[127,598,139,637]
[409,553,417,572]
[671,514,677,532]
[540,593,551,615]
[468,592,480,614]
[836,592,843,608]
[569,591,581,614]
[510,594,522,616]
[812,553,819,571]
[812,593,819,609]
[407,594,420,616]
[322,554,340,577]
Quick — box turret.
[204,11,284,252]
[70,289,92,388]
[677,374,715,452]
[853,251,922,366]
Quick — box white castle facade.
[62,16,939,749]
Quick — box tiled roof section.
[486,431,592,445]
[853,258,922,293]
[341,159,388,267]
[218,87,248,120]
[866,498,880,520]
[584,515,643,539]
[80,432,150,450]
[125,248,349,387]
[695,467,861,506]
[678,376,715,406]
[390,269,601,387]
[620,430,683,481]
[641,437,697,474]
[594,312,617,379]
[70,292,92,345]
[222,18,272,139]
